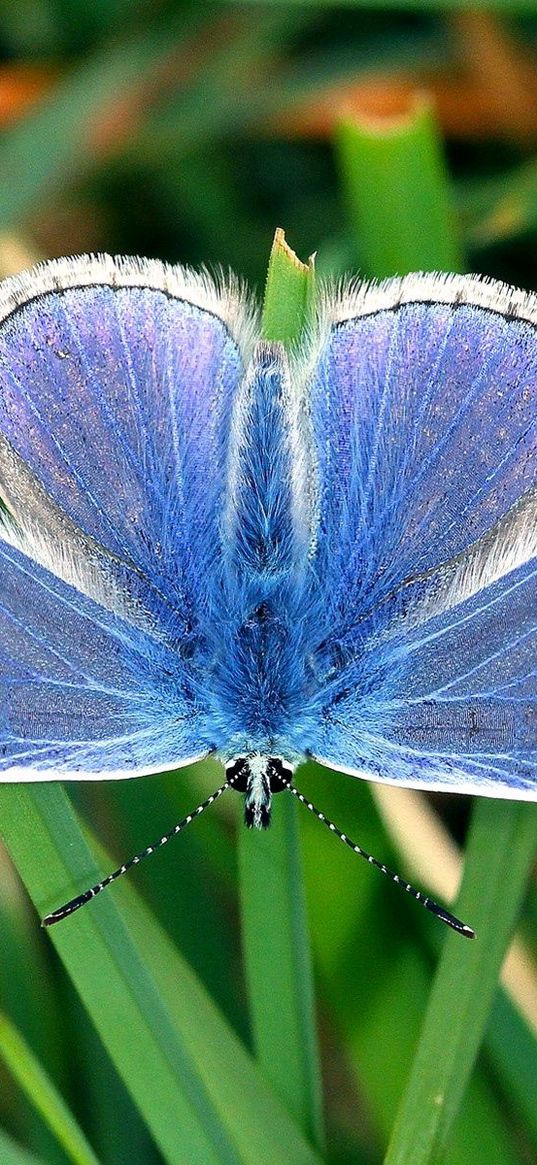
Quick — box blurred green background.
[0,3,536,1165]
[2,0,537,284]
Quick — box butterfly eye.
[224,758,250,791]
[267,757,294,793]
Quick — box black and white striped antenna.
[286,783,475,938]
[42,774,474,938]
[42,781,229,926]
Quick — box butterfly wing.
[0,537,209,779]
[0,254,254,777]
[306,274,537,797]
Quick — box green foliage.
[0,1127,50,1165]
[0,5,536,1165]
[0,782,322,1165]
[335,103,463,276]
[238,795,323,1150]
[261,227,315,342]
[0,1011,101,1165]
[385,801,537,1165]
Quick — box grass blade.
[335,98,462,276]
[332,101,537,1165]
[238,798,323,1147]
[262,227,315,344]
[236,229,323,1150]
[0,781,323,1165]
[113,825,323,1165]
[0,1128,49,1165]
[384,799,537,1165]
[0,1012,101,1165]
[0,785,238,1165]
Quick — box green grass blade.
[82,762,242,1032]
[333,102,537,1165]
[235,229,323,1150]
[262,227,315,344]
[0,1012,101,1165]
[0,782,323,1165]
[112,828,323,1165]
[335,99,462,276]
[486,988,537,1150]
[384,800,537,1165]
[0,1128,49,1165]
[238,797,323,1147]
[0,785,238,1165]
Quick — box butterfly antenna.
[42,781,230,927]
[288,784,475,938]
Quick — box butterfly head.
[225,754,294,828]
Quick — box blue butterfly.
[0,255,535,934]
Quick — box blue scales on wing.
[0,255,252,778]
[306,275,537,797]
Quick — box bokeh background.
[2,1,537,285]
[0,3,536,1165]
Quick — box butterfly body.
[180,337,321,768]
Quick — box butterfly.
[0,254,535,935]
